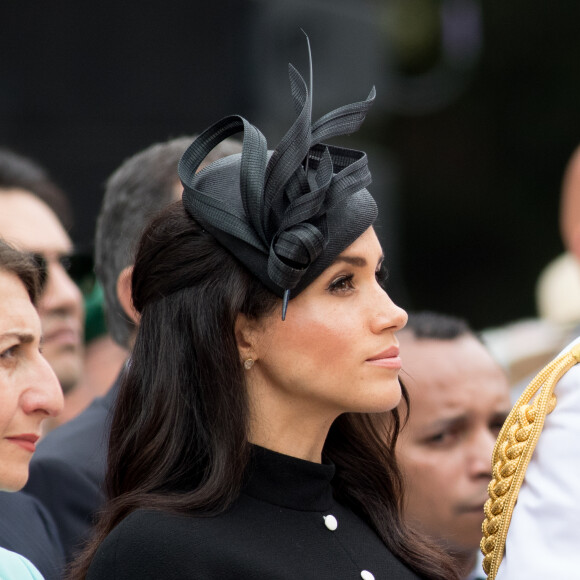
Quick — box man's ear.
[569,225,580,262]
[116,266,140,325]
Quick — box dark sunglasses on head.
[30,252,96,296]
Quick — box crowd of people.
[1,41,579,580]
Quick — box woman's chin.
[0,469,29,493]
[346,381,403,415]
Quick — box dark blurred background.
[2,0,579,331]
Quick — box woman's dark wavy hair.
[70,201,458,580]
[0,238,41,304]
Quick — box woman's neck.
[246,366,344,463]
[248,402,337,463]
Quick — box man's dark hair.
[403,311,472,341]
[0,148,73,230]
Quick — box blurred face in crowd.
[395,332,511,557]
[0,189,84,394]
[0,269,63,491]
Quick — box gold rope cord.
[480,342,580,579]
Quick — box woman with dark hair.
[0,239,63,578]
[73,47,459,580]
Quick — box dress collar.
[242,445,336,512]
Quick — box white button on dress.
[360,571,375,580]
[323,514,338,531]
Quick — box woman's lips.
[366,347,402,369]
[6,434,39,453]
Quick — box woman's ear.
[234,313,258,361]
[116,266,140,325]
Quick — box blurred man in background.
[394,312,511,580]
[537,144,580,329]
[482,144,580,394]
[0,149,85,431]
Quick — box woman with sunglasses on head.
[71,46,458,580]
[0,239,64,579]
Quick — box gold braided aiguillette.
[480,342,580,579]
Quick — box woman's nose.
[371,287,408,334]
[21,355,64,418]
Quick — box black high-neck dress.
[86,446,421,579]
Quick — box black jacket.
[87,446,421,579]
[0,490,64,580]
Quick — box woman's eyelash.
[375,265,389,287]
[427,433,445,443]
[0,345,17,360]
[328,274,355,292]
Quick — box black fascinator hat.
[179,37,377,319]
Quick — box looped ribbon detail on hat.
[179,34,377,318]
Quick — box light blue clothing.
[0,546,44,579]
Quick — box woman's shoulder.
[0,547,44,579]
[114,507,189,529]
[87,508,226,580]
[108,507,224,543]
[94,508,212,554]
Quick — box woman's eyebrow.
[334,256,367,267]
[334,254,385,268]
[0,331,34,344]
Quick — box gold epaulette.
[480,342,580,579]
